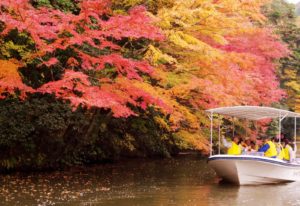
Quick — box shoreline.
[0,151,207,174]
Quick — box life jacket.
[228,142,242,155]
[276,143,284,160]
[264,141,277,158]
[283,144,292,161]
[254,144,259,151]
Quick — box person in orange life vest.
[258,136,277,158]
[222,135,242,155]
[282,139,296,162]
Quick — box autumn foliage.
[0,0,291,153]
[0,60,34,98]
[0,0,166,117]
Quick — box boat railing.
[241,151,264,157]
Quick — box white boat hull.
[208,155,300,185]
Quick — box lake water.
[1,155,300,206]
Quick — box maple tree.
[0,0,168,117]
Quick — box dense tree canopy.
[0,0,167,117]
[119,0,289,146]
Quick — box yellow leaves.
[283,68,297,80]
[144,45,177,66]
[112,0,142,8]
[285,81,300,92]
[165,72,189,88]
[154,116,171,131]
[201,30,229,45]
[169,78,198,98]
[122,133,136,152]
[0,31,35,62]
[295,95,300,113]
[158,0,219,29]
[112,0,142,14]
[167,31,212,52]
[215,0,270,23]
[239,0,271,22]
[157,0,235,44]
[171,107,200,129]
[0,41,31,60]
[111,0,175,13]
[282,68,300,110]
[130,78,199,129]
[174,130,209,153]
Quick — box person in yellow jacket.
[282,139,296,162]
[258,136,277,158]
[222,135,242,155]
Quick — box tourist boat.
[207,106,300,185]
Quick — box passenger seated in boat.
[273,137,284,160]
[241,138,254,152]
[240,138,249,148]
[250,142,257,152]
[248,136,260,151]
[282,139,296,162]
[258,136,277,158]
[222,135,242,155]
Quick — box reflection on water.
[208,182,300,206]
[0,155,300,205]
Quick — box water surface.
[1,156,300,205]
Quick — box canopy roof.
[206,106,300,120]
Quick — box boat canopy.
[206,106,300,120]
[206,106,300,156]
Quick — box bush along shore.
[0,95,187,171]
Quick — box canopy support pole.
[232,117,235,138]
[209,112,213,156]
[280,113,288,121]
[245,120,248,137]
[278,113,288,144]
[218,122,221,155]
[255,121,257,133]
[278,112,281,145]
[295,117,297,159]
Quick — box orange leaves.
[0,60,34,99]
